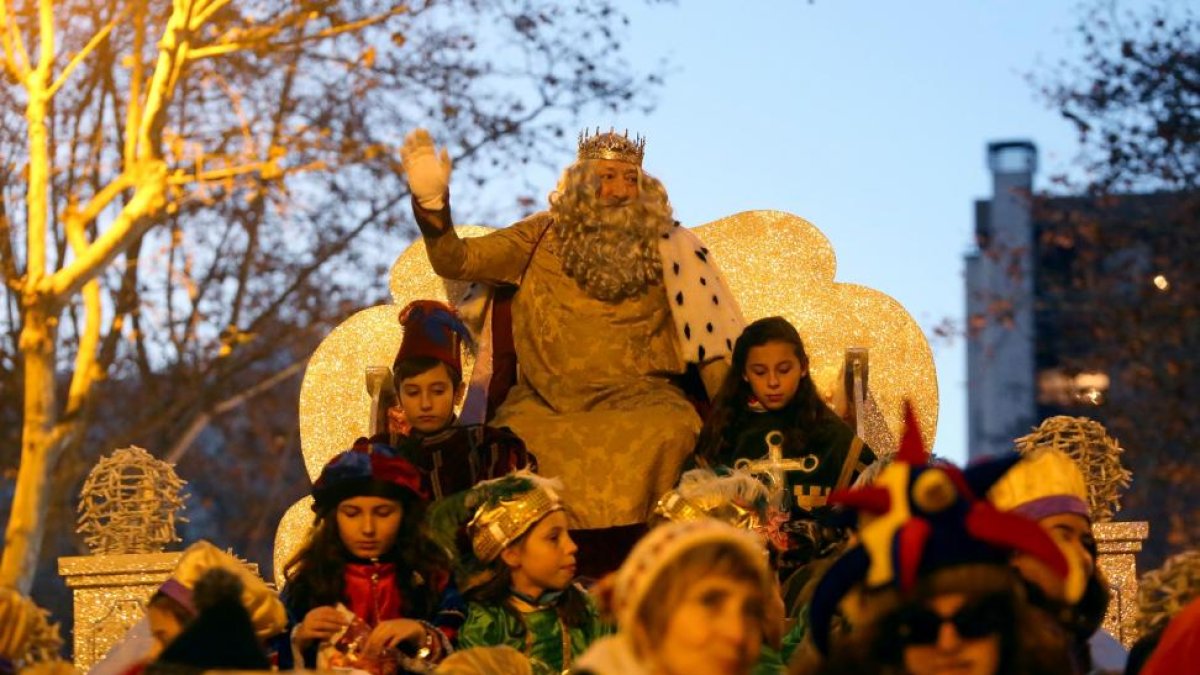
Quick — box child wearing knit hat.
[574,519,777,675]
[382,300,534,501]
[450,472,609,674]
[280,440,460,673]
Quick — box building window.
[1037,368,1109,407]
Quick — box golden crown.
[468,477,564,563]
[577,127,646,166]
[654,469,768,532]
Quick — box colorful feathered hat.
[394,300,472,380]
[807,403,1081,654]
[311,439,426,513]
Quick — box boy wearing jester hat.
[378,300,535,501]
[400,127,745,574]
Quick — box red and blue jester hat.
[807,403,1086,655]
[311,439,428,514]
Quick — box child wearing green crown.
[451,472,610,673]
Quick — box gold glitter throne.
[273,211,941,585]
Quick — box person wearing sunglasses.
[870,568,1070,675]
[796,412,1079,675]
[890,589,1008,675]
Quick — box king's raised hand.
[400,128,452,212]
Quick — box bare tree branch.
[0,0,31,82]
[47,161,165,300]
[164,357,308,463]
[46,3,131,99]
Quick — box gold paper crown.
[577,127,646,166]
[654,468,768,532]
[468,474,564,563]
[989,447,1089,516]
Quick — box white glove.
[400,128,452,210]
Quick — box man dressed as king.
[400,127,744,570]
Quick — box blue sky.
[607,1,1091,464]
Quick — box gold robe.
[422,211,701,528]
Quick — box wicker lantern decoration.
[76,446,188,554]
[1136,550,1200,638]
[1013,415,1132,521]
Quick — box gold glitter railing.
[1095,520,1150,648]
[58,552,264,670]
[58,552,183,670]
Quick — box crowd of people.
[55,128,1199,675]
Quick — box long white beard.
[555,202,664,302]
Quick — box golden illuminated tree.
[0,0,663,592]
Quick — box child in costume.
[144,540,286,666]
[146,567,275,674]
[796,406,1081,675]
[573,518,778,675]
[990,416,1133,673]
[653,468,797,674]
[281,440,458,673]
[384,300,534,500]
[95,539,285,675]
[694,316,875,569]
[453,472,609,674]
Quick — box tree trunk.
[1,301,62,593]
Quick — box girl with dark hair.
[695,316,875,570]
[453,473,609,673]
[280,440,459,673]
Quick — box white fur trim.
[659,226,745,364]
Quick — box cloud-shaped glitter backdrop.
[694,211,938,451]
[275,213,938,584]
[275,226,491,585]
[297,225,492,481]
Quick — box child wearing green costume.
[454,472,610,673]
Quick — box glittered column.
[57,552,182,671]
[1095,520,1150,648]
